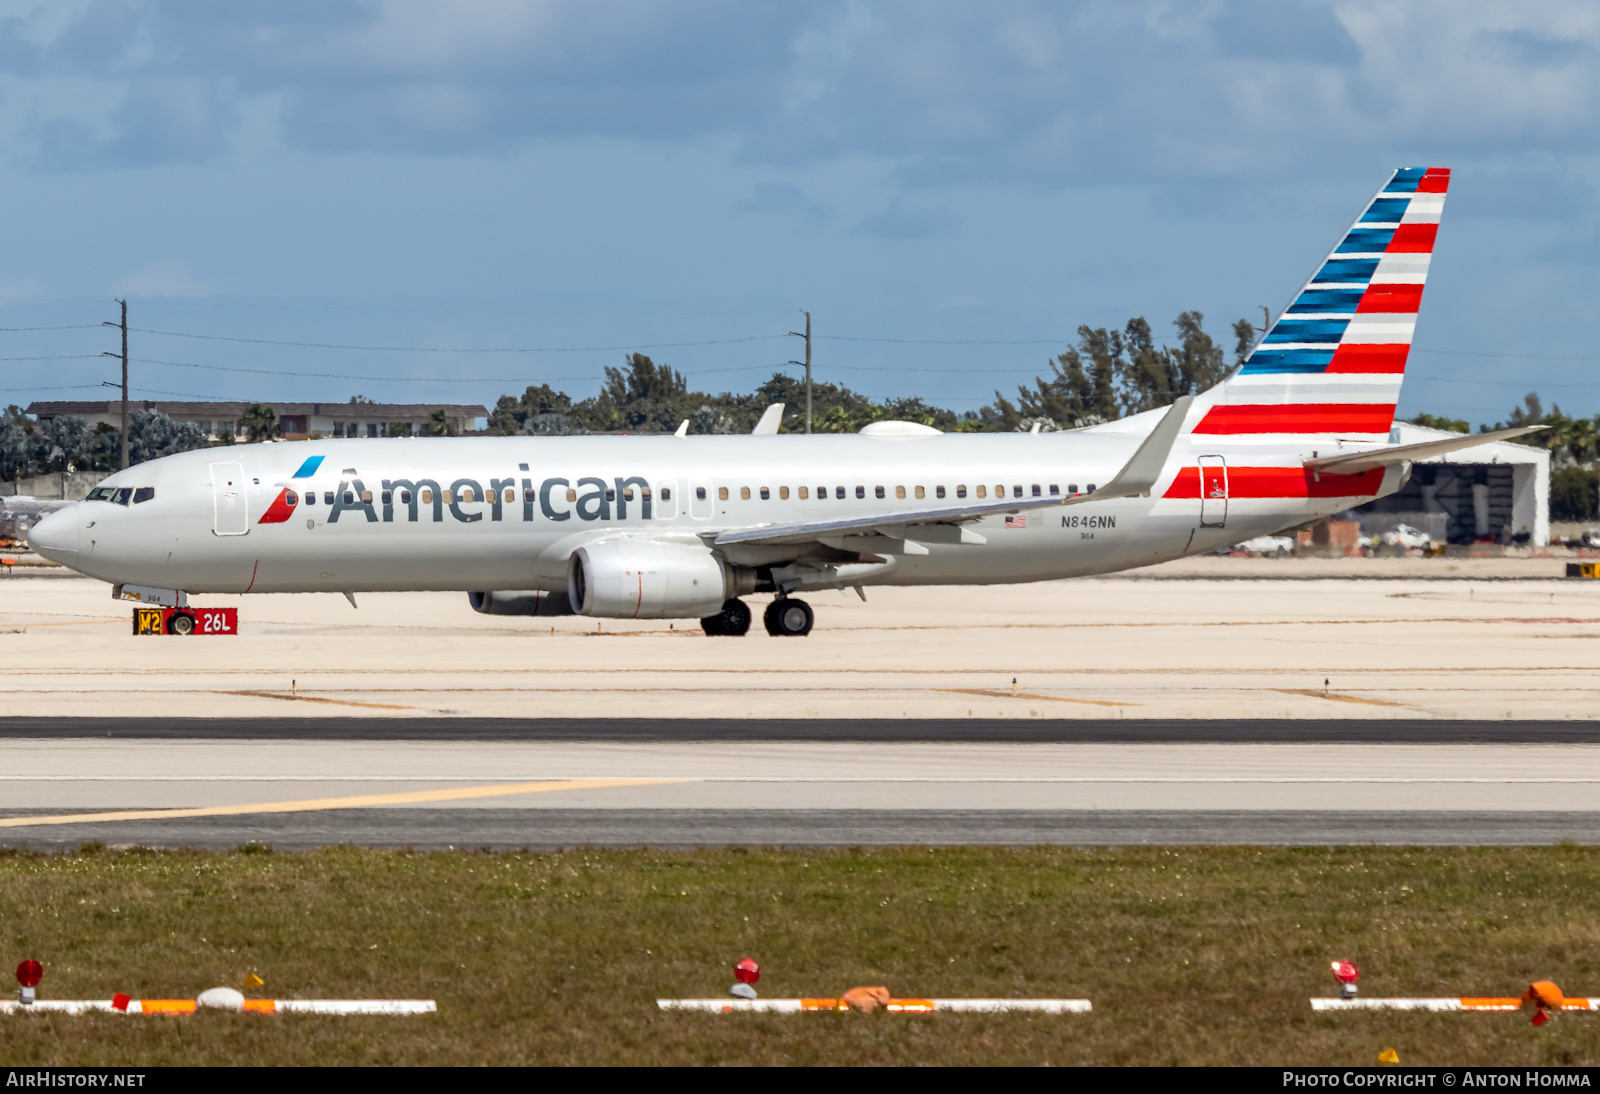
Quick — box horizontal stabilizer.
[1304,425,1545,476]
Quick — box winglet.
[1306,424,1546,476]
[1091,396,1193,501]
[751,403,785,435]
[674,419,689,438]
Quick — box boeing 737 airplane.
[29,167,1537,636]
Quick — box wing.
[712,395,1193,548]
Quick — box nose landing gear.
[763,597,814,637]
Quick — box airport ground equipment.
[131,605,238,636]
[659,998,1091,1013]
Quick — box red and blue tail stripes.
[1197,166,1447,437]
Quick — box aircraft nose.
[27,505,80,563]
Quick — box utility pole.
[787,310,812,434]
[101,300,128,469]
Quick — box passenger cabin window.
[419,487,433,505]
[343,491,355,504]
[565,488,577,503]
[1087,484,1097,493]
[894,486,906,499]
[694,487,705,501]
[956,486,966,498]
[504,487,516,503]
[914,486,924,499]
[936,486,946,499]
[324,491,335,505]
[778,486,789,500]
[305,493,316,506]
[401,490,412,504]
[1068,484,1078,495]
[112,488,132,505]
[718,487,729,501]
[1049,485,1059,495]
[1031,484,1041,497]
[381,490,392,505]
[621,488,634,501]
[284,490,298,506]
[855,486,865,499]
[361,490,374,504]
[874,486,885,499]
[975,485,986,499]
[660,487,671,501]
[739,486,751,500]
[758,487,769,500]
[798,486,808,499]
[995,484,1004,498]
[835,486,845,499]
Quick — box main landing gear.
[700,598,752,636]
[763,597,814,637]
[699,597,815,637]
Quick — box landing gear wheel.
[700,598,752,637]
[166,611,196,636]
[763,597,814,637]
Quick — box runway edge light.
[1332,960,1359,1000]
[15,960,41,1006]
[731,958,760,1000]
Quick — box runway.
[5,720,1600,848]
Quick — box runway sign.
[658,998,1091,1013]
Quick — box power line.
[0,354,106,362]
[130,328,788,353]
[0,325,102,332]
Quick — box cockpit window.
[112,488,133,506]
[86,487,112,501]
[132,487,155,504]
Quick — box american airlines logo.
[259,455,658,526]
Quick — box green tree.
[425,408,453,437]
[1408,413,1470,434]
[241,404,278,443]
[1233,317,1258,367]
[0,418,28,494]
[1551,466,1600,522]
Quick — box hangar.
[1351,422,1550,546]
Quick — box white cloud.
[111,260,213,298]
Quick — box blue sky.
[1,0,1597,426]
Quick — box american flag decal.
[1005,515,1027,530]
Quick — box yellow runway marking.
[0,779,683,828]
[1272,688,1406,708]
[937,688,1139,708]
[216,689,417,711]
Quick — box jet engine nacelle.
[467,589,577,616]
[567,538,746,619]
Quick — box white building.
[1353,422,1550,546]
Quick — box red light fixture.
[15,959,41,1006]
[1331,960,1358,999]
[734,958,760,985]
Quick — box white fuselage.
[29,428,1393,606]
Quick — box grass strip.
[1,844,1598,1066]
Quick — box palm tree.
[242,404,278,443]
[425,409,453,437]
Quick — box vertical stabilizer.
[1197,166,1449,440]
